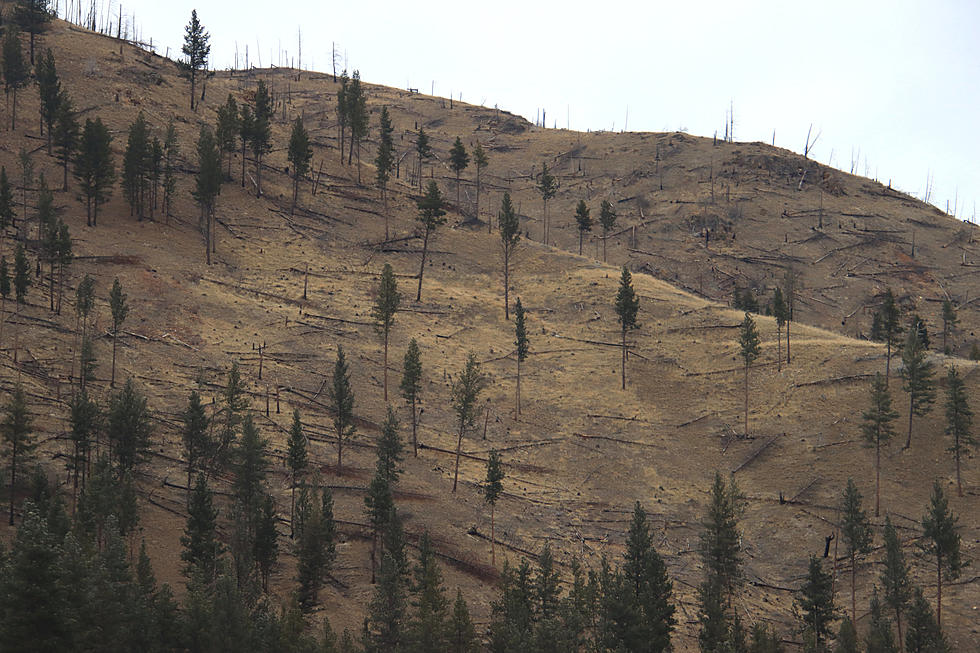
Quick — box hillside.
[1,16,977,650]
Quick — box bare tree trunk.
[452,421,463,493]
[875,441,881,516]
[383,330,389,403]
[936,555,942,628]
[416,229,430,302]
[786,320,791,364]
[503,248,510,320]
[744,364,749,437]
[851,551,857,624]
[905,395,913,449]
[8,446,16,525]
[411,398,418,457]
[516,356,521,415]
[111,327,118,386]
[491,502,496,566]
[621,328,627,390]
[777,325,782,372]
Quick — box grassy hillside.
[0,16,977,649]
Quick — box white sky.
[61,0,980,220]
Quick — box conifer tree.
[405,531,450,652]
[253,494,278,592]
[401,338,422,456]
[297,486,337,610]
[880,517,912,648]
[250,80,272,196]
[415,181,446,302]
[375,106,395,237]
[35,48,59,153]
[74,117,115,226]
[373,263,401,402]
[532,543,563,652]
[212,362,249,475]
[773,287,786,372]
[940,299,957,354]
[451,354,487,493]
[286,409,307,538]
[181,473,223,583]
[12,0,51,65]
[122,112,152,219]
[700,472,744,600]
[489,559,535,652]
[106,378,151,475]
[450,588,479,653]
[53,90,77,191]
[514,298,529,414]
[904,587,949,653]
[919,480,961,628]
[193,125,222,264]
[415,126,432,191]
[182,390,209,505]
[148,136,162,218]
[499,192,520,319]
[54,219,70,315]
[483,449,504,566]
[598,199,616,262]
[367,549,408,651]
[346,71,368,182]
[749,623,784,653]
[109,278,129,386]
[2,385,33,525]
[0,167,14,241]
[900,326,935,450]
[839,478,873,623]
[473,142,488,229]
[335,70,350,164]
[615,266,639,390]
[0,258,8,352]
[365,408,404,580]
[215,94,239,180]
[329,345,356,472]
[795,555,837,649]
[861,373,898,516]
[574,199,592,255]
[162,120,178,219]
[943,366,974,496]
[835,617,859,653]
[182,10,210,111]
[536,163,557,243]
[237,103,252,188]
[865,589,898,653]
[738,312,761,437]
[449,136,469,206]
[12,243,28,365]
[877,289,903,385]
[233,413,268,530]
[287,116,312,215]
[2,27,29,130]
[68,388,99,505]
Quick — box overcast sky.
[63,1,980,220]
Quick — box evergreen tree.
[615,266,640,390]
[598,199,616,262]
[536,162,557,242]
[288,116,312,215]
[182,389,210,505]
[514,298,529,414]
[54,219,71,314]
[233,413,268,517]
[940,299,957,354]
[181,473,223,583]
[365,466,394,585]
[366,549,408,652]
[53,90,77,191]
[13,0,52,65]
[250,80,273,196]
[904,587,949,653]
[405,532,450,652]
[880,517,912,648]
[839,478,873,623]
[212,361,249,475]
[449,136,469,206]
[865,589,898,653]
[148,136,162,217]
[415,126,432,191]
[375,107,395,236]
[473,142,488,229]
[329,345,356,472]
[499,192,520,319]
[0,258,8,352]
[835,617,859,653]
[0,167,14,239]
[376,406,404,486]
[35,48,59,154]
[795,555,837,650]
[773,287,787,372]
[489,559,535,652]
[181,10,210,110]
[68,388,100,506]
[483,449,504,566]
[215,93,239,179]
[449,588,479,653]
[910,314,930,350]
[401,338,422,456]
[335,70,349,164]
[749,623,784,653]
[346,70,368,182]
[919,480,961,629]
[739,312,762,437]
[162,120,178,219]
[297,487,336,609]
[879,289,903,385]
[253,493,278,592]
[286,409,307,538]
[415,180,446,301]
[900,326,935,450]
[700,472,744,599]
[108,277,129,386]
[2,27,29,130]
[574,199,592,255]
[122,112,152,219]
[943,366,974,496]
[193,124,222,264]
[451,353,487,493]
[238,103,253,188]
[373,263,401,403]
[106,378,151,475]
[74,117,114,226]
[2,385,33,525]
[532,543,563,653]
[861,373,898,516]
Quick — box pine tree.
[536,162,557,243]
[598,199,616,262]
[615,266,639,390]
[250,80,272,196]
[749,623,784,653]
[297,487,337,609]
[54,219,71,314]
[483,449,504,566]
[401,338,422,456]
[286,409,307,538]
[532,543,563,653]
[182,390,210,505]
[415,126,432,191]
[839,478,873,623]
[148,136,162,218]
[795,555,837,649]
[365,468,394,585]
[940,299,957,354]
[253,494,278,592]
[835,617,859,653]
[108,278,129,386]
[574,199,592,255]
[2,27,29,130]
[900,326,935,450]
[449,588,479,653]
[329,345,356,472]
[700,472,744,600]
[879,517,912,648]
[739,312,762,437]
[904,587,949,653]
[74,117,115,226]
[879,289,903,385]
[68,388,99,506]
[0,258,8,353]
[287,116,312,215]
[514,298,529,414]
[919,480,961,629]
[335,70,350,165]
[373,263,401,403]
[405,531,450,652]
[2,385,34,525]
[106,378,151,475]
[367,548,408,651]
[498,192,521,320]
[162,120,178,219]
[35,48,59,154]
[181,10,210,111]
[53,90,77,191]
[489,559,535,652]
[237,103,252,188]
[0,167,14,241]
[375,106,395,237]
[376,406,404,486]
[773,287,787,372]
[192,125,222,264]
[123,112,152,219]
[346,70,368,182]
[473,143,488,229]
[865,589,898,653]
[415,181,446,302]
[233,413,267,516]
[449,137,469,206]
[451,353,487,493]
[13,0,52,65]
[212,362,249,475]
[861,373,898,516]
[943,366,974,496]
[181,473,223,583]
[215,94,239,180]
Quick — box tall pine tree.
[861,373,898,516]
